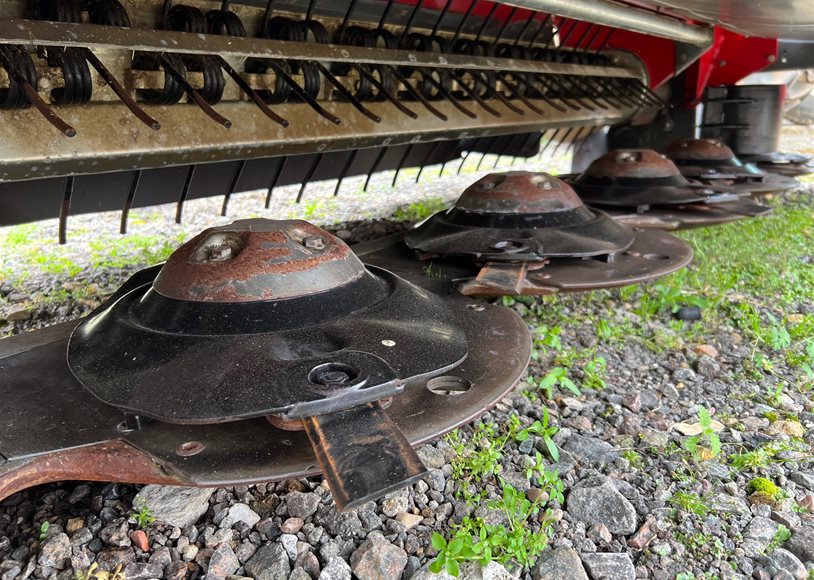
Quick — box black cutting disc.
[404,172,634,261]
[68,219,469,424]
[664,139,799,195]
[567,149,743,209]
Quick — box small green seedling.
[683,407,721,461]
[38,521,50,542]
[131,502,156,529]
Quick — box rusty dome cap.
[153,219,366,303]
[664,138,736,162]
[455,172,583,214]
[582,149,683,180]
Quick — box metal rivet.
[381,339,396,347]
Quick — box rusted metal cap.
[664,138,736,162]
[154,219,365,303]
[582,149,683,180]
[455,172,583,214]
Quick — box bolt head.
[303,236,326,250]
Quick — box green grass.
[392,198,448,223]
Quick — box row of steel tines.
[0,0,665,137]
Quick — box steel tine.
[493,6,518,45]
[438,149,458,177]
[513,73,568,113]
[0,48,76,137]
[305,0,318,21]
[555,20,580,54]
[580,25,604,52]
[493,134,518,169]
[120,170,142,234]
[221,159,246,216]
[606,77,649,107]
[389,66,448,121]
[262,0,275,30]
[297,153,323,203]
[457,148,473,175]
[400,0,424,43]
[358,66,417,119]
[527,14,552,47]
[334,150,357,196]
[364,147,389,192]
[420,71,478,119]
[475,136,499,171]
[218,56,289,127]
[511,132,540,166]
[592,28,615,54]
[548,74,596,111]
[377,0,396,30]
[635,80,669,109]
[315,61,381,123]
[569,75,611,109]
[475,3,500,42]
[572,126,598,155]
[496,72,544,115]
[337,0,359,39]
[543,18,565,50]
[451,72,502,117]
[535,74,582,111]
[451,0,477,44]
[160,55,232,128]
[84,49,160,130]
[175,165,196,224]
[430,1,452,36]
[550,127,574,157]
[592,77,628,108]
[393,144,415,187]
[58,176,75,245]
[538,128,562,159]
[265,157,287,208]
[511,10,536,47]
[573,23,595,51]
[416,142,442,182]
[471,74,526,115]
[268,61,341,124]
[564,126,587,155]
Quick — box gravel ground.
[1,130,814,580]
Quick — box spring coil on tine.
[0,45,38,111]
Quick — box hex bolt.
[303,236,326,250]
[205,244,234,261]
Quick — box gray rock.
[533,547,588,580]
[789,472,814,491]
[319,557,351,580]
[133,486,214,528]
[672,367,698,383]
[350,539,408,580]
[707,493,750,515]
[122,563,164,580]
[784,526,814,563]
[744,517,780,552]
[37,534,71,570]
[580,553,635,580]
[94,548,136,572]
[381,490,410,518]
[286,492,320,520]
[280,534,298,561]
[70,528,93,547]
[566,477,637,535]
[245,544,290,580]
[99,521,130,547]
[416,446,447,469]
[289,568,311,580]
[561,435,619,466]
[205,544,240,580]
[426,470,446,492]
[758,548,807,580]
[219,504,261,530]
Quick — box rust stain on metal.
[664,138,735,162]
[583,149,683,179]
[154,219,361,302]
[456,172,583,214]
[0,441,179,505]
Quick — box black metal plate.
[68,267,469,424]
